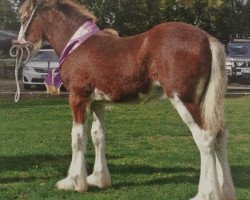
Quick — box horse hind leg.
[205,38,236,200]
[215,130,237,200]
[87,103,111,188]
[170,93,221,200]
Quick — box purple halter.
[44,21,100,94]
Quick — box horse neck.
[42,10,87,56]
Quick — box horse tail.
[202,37,227,135]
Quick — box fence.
[0,59,23,79]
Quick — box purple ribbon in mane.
[44,21,100,94]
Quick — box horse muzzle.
[17,38,29,45]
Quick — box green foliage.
[0,0,19,30]
[219,0,250,38]
[76,0,249,41]
[0,97,249,199]
[0,0,249,41]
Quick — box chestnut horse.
[17,0,236,199]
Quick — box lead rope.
[9,45,30,102]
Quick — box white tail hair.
[202,37,228,135]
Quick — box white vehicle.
[22,49,59,89]
[226,35,250,83]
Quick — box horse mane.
[57,0,97,22]
[103,28,119,36]
[19,0,33,17]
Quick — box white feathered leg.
[215,131,237,200]
[55,122,88,192]
[190,129,221,200]
[87,103,111,188]
[170,93,221,200]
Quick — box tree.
[1,0,249,41]
[79,0,121,29]
[0,0,19,30]
[215,0,247,41]
[79,0,150,36]
[242,0,250,34]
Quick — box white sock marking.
[170,93,221,200]
[55,122,88,192]
[87,104,111,188]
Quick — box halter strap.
[24,5,39,36]
[18,5,39,43]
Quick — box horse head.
[17,0,55,53]
[18,0,96,55]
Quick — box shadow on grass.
[0,176,48,184]
[112,175,199,189]
[111,165,250,190]
[0,154,71,172]
[0,154,248,189]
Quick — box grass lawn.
[0,96,249,200]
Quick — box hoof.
[55,177,88,192]
[190,193,220,200]
[190,197,199,200]
[190,195,202,200]
[190,193,210,200]
[87,173,111,188]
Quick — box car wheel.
[24,84,32,90]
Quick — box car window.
[227,42,250,57]
[31,50,59,61]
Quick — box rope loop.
[9,44,31,102]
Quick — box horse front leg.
[87,103,111,188]
[55,92,89,192]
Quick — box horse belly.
[91,81,164,103]
[138,81,165,103]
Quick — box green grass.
[0,97,249,200]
